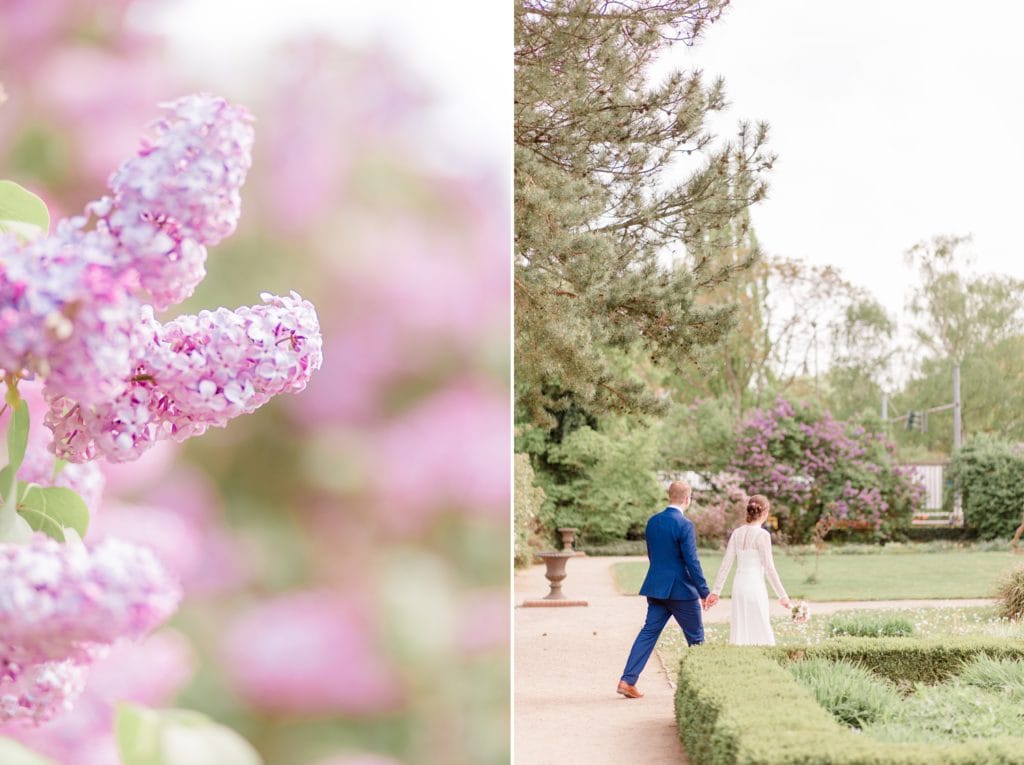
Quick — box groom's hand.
[704,594,718,609]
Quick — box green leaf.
[0,736,59,764]
[2,398,29,521]
[116,704,263,765]
[116,704,163,765]
[17,485,90,542]
[6,398,28,478]
[0,180,49,239]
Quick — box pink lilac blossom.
[2,630,195,763]
[0,225,141,407]
[0,536,180,664]
[220,591,403,715]
[732,396,926,540]
[92,94,254,309]
[0,94,257,408]
[0,650,87,725]
[47,291,322,463]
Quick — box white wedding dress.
[711,525,788,645]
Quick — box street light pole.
[952,362,963,526]
[953,363,961,451]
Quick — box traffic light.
[906,411,918,431]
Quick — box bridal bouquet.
[791,601,810,624]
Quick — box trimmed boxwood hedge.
[675,638,1024,764]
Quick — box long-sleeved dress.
[711,525,788,645]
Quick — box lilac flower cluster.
[47,291,322,463]
[0,652,87,725]
[0,93,321,463]
[94,95,254,309]
[0,537,180,722]
[732,396,924,542]
[0,93,321,731]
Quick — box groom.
[617,480,709,699]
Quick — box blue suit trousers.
[620,597,704,685]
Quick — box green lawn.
[612,549,1021,601]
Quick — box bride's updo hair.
[746,494,770,523]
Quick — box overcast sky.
[665,1,1024,318]
[132,0,508,174]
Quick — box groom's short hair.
[667,481,691,504]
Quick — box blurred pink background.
[0,2,510,763]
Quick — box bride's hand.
[705,593,719,609]
[779,598,791,609]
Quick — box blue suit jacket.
[638,507,710,601]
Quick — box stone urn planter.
[521,551,587,607]
[556,527,579,553]
[536,551,574,599]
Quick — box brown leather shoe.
[616,680,643,698]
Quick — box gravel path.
[514,556,687,765]
[513,554,998,765]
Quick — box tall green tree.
[670,254,877,415]
[514,0,775,427]
[893,235,1024,454]
[823,297,897,421]
[905,235,1024,363]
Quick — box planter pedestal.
[521,551,587,607]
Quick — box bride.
[705,495,790,645]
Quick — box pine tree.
[515,0,775,427]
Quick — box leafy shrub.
[577,539,646,556]
[828,613,915,638]
[958,654,1024,698]
[789,658,900,728]
[656,397,737,475]
[867,684,1024,744]
[675,639,1024,764]
[894,525,979,543]
[785,637,1024,684]
[995,563,1024,621]
[947,435,1024,540]
[537,419,662,543]
[514,453,546,567]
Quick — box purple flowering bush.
[732,397,924,543]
